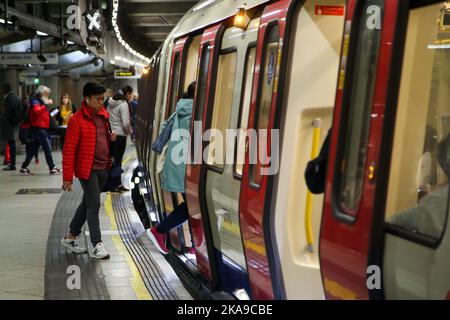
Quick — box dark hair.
[3,84,12,94]
[83,82,106,98]
[182,82,196,99]
[113,85,133,101]
[438,134,450,178]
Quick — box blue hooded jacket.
[161,98,193,193]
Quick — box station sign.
[0,53,58,65]
[114,69,139,79]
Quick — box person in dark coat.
[2,84,21,171]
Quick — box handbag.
[151,112,176,154]
[304,129,331,194]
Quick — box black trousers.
[70,169,108,246]
[110,135,127,168]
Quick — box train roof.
[151,0,271,61]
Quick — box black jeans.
[22,128,55,169]
[157,193,189,233]
[69,169,108,246]
[110,135,127,168]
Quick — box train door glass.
[195,47,211,123]
[169,53,181,115]
[206,52,236,169]
[383,2,450,299]
[184,36,202,92]
[250,25,280,187]
[336,0,384,216]
[236,47,256,177]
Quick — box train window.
[169,53,182,116]
[206,51,237,170]
[235,46,257,177]
[336,0,384,215]
[385,2,450,241]
[250,25,280,187]
[195,46,211,123]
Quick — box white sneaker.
[61,237,87,254]
[90,242,110,259]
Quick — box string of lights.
[111,0,150,68]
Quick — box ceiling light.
[67,40,74,45]
[36,30,48,36]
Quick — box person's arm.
[120,101,132,135]
[62,117,80,188]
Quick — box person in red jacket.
[60,82,117,259]
[20,85,60,174]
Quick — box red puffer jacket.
[28,98,50,129]
[63,102,110,182]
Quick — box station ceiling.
[119,0,199,55]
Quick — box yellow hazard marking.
[324,278,358,300]
[104,194,152,300]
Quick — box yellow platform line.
[104,194,152,300]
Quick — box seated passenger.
[389,134,450,239]
[148,82,196,255]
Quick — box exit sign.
[114,69,138,79]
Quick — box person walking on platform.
[61,82,117,259]
[20,86,60,175]
[2,84,22,171]
[148,82,196,255]
[107,85,133,192]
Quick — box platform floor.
[0,145,191,300]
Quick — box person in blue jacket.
[148,82,195,254]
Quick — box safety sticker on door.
[315,5,345,16]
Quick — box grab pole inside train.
[305,118,321,253]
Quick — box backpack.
[304,129,331,194]
[7,94,25,126]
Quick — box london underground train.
[134,0,450,300]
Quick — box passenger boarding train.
[134,0,450,300]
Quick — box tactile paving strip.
[44,181,110,300]
[111,193,179,300]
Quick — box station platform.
[0,145,192,300]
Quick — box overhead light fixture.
[234,6,250,29]
[142,66,149,75]
[36,30,48,36]
[110,60,115,65]
[67,40,74,45]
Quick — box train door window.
[195,46,211,123]
[236,46,257,177]
[169,53,182,116]
[336,0,384,216]
[183,35,202,92]
[206,51,237,170]
[385,2,450,242]
[250,25,280,187]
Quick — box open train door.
[163,36,190,252]
[321,0,450,300]
[186,23,225,284]
[319,0,400,299]
[376,0,450,299]
[239,0,297,300]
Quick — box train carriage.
[135,0,450,300]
